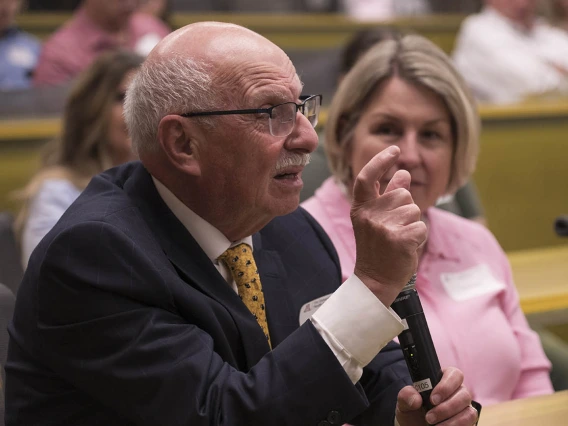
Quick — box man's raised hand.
[351,146,428,306]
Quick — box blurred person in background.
[453,0,568,104]
[15,50,143,267]
[302,34,554,406]
[0,0,40,90]
[139,0,171,29]
[341,0,430,21]
[33,0,167,87]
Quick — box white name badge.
[135,33,162,57]
[8,46,36,68]
[298,294,332,325]
[440,264,506,302]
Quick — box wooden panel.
[474,109,568,251]
[16,12,464,53]
[0,118,61,141]
[508,246,568,314]
[0,143,42,213]
[480,391,568,426]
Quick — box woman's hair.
[14,49,144,238]
[325,34,480,195]
[50,49,144,177]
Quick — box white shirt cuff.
[311,274,405,383]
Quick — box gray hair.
[325,34,480,195]
[124,55,216,156]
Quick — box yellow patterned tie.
[218,243,272,348]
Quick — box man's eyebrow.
[249,77,305,104]
[251,90,294,104]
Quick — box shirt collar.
[483,5,539,35]
[152,176,253,263]
[1,26,20,38]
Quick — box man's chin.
[269,196,301,218]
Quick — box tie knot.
[218,243,253,265]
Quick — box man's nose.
[284,112,319,154]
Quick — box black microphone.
[391,274,442,410]
[391,274,482,424]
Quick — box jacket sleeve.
[349,341,411,426]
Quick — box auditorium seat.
[0,213,23,296]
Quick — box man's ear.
[157,115,202,177]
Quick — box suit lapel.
[124,164,270,369]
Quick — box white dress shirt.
[152,177,404,385]
[342,0,430,22]
[453,7,568,104]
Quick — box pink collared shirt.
[302,177,553,406]
[33,8,170,87]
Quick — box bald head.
[149,22,290,78]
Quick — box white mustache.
[275,153,311,171]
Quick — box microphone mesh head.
[402,273,417,291]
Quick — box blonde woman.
[16,50,144,267]
[302,34,553,406]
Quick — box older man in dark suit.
[5,22,477,426]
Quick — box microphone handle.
[392,277,443,411]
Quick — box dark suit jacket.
[6,162,410,426]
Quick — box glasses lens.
[269,102,296,137]
[303,96,320,128]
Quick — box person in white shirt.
[342,0,430,21]
[452,0,568,104]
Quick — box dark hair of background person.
[13,50,144,239]
[339,27,403,77]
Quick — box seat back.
[0,283,15,426]
[0,213,23,295]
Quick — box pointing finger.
[352,146,400,204]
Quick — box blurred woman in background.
[15,49,143,267]
[302,34,553,406]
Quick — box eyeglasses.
[179,94,322,137]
